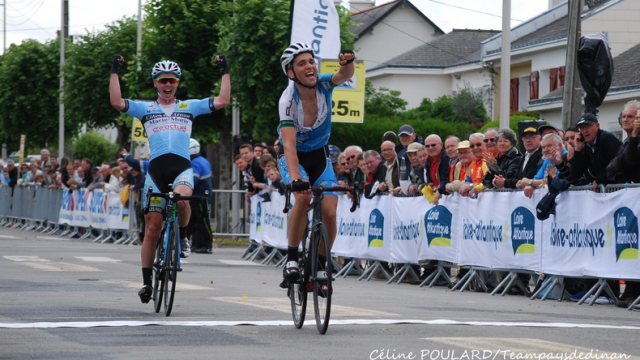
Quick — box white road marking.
[0,235,19,239]
[75,257,121,262]
[218,259,263,266]
[18,262,102,272]
[101,279,212,291]
[36,236,70,241]
[213,296,396,317]
[1,319,640,330]
[4,256,50,262]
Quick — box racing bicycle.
[282,183,360,334]
[144,185,209,316]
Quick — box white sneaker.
[180,238,191,258]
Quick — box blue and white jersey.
[123,98,215,161]
[277,74,335,152]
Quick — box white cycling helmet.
[151,60,182,80]
[280,43,314,76]
[189,138,200,155]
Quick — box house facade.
[350,0,640,136]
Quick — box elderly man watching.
[380,140,401,195]
[493,127,543,191]
[405,142,425,196]
[423,134,450,195]
[363,150,387,198]
[570,113,621,189]
[459,133,489,197]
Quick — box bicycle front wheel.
[163,221,179,316]
[153,231,165,314]
[290,235,309,329]
[311,223,332,334]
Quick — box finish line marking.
[1,319,640,330]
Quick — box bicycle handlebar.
[282,182,361,214]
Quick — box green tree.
[216,0,359,142]
[216,0,290,142]
[72,131,120,165]
[64,17,139,150]
[364,79,407,117]
[0,40,80,153]
[451,85,490,124]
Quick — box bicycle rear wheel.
[163,221,179,316]
[153,231,165,314]
[311,223,332,334]
[289,236,309,329]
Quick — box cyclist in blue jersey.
[277,43,355,285]
[109,55,230,304]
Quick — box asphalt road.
[0,226,639,360]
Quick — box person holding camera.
[569,113,621,189]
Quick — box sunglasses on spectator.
[156,77,179,84]
[469,143,483,149]
[340,162,347,166]
[424,143,438,148]
[346,155,356,160]
[483,137,496,143]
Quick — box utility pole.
[562,0,582,130]
[499,0,511,129]
[58,0,69,159]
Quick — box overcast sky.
[1,0,551,52]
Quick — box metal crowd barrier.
[210,189,248,238]
[0,186,141,245]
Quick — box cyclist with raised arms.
[277,43,355,287]
[109,55,230,304]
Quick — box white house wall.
[355,6,440,70]
[582,0,640,57]
[370,73,451,109]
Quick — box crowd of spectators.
[0,148,139,195]
[237,100,640,307]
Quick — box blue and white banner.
[249,188,640,280]
[106,191,129,230]
[418,194,458,264]
[457,191,542,271]
[88,190,108,230]
[540,188,640,279]
[290,0,341,59]
[334,194,392,262]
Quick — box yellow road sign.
[320,59,365,123]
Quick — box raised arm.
[330,50,355,86]
[109,55,126,111]
[212,54,231,110]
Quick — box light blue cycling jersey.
[123,98,215,161]
[277,74,335,152]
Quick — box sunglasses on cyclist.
[156,77,180,84]
[483,137,496,143]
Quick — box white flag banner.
[106,191,129,230]
[333,194,391,262]
[540,188,640,279]
[418,194,459,264]
[457,191,542,272]
[259,192,289,250]
[290,0,341,59]
[389,196,426,264]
